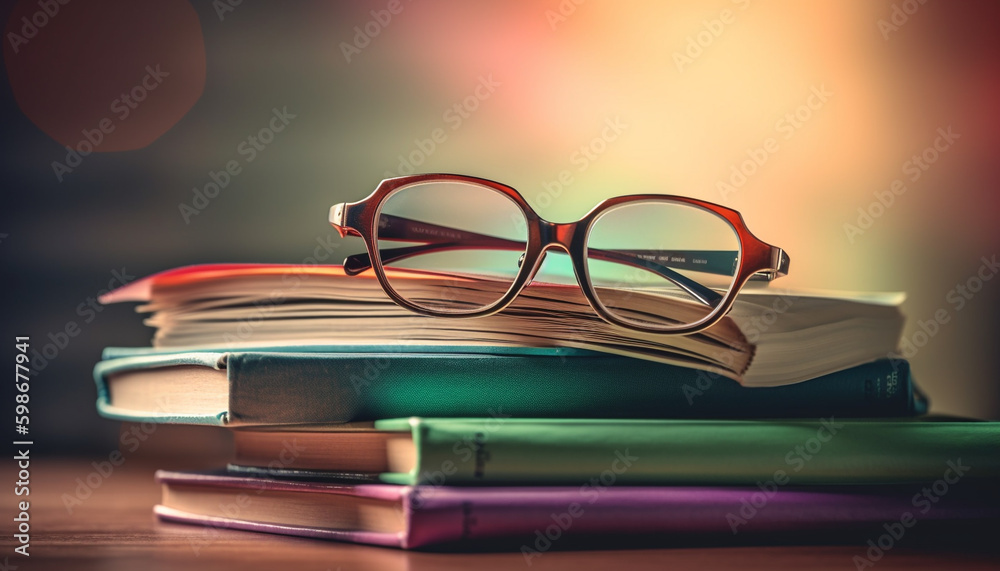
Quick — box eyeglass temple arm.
[331,207,752,278]
[335,213,728,306]
[345,244,724,306]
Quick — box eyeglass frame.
[329,173,789,335]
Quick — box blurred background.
[1,0,998,457]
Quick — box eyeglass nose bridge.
[519,219,585,285]
[537,219,580,253]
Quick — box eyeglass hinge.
[771,248,790,279]
[329,203,349,237]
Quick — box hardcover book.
[154,470,1000,549]
[99,263,907,387]
[93,348,921,426]
[226,417,999,486]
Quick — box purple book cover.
[154,470,1000,549]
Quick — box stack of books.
[94,264,1000,550]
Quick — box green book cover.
[371,417,1000,486]
[94,347,922,426]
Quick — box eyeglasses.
[329,173,789,335]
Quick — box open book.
[100,264,905,387]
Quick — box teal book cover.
[95,347,922,426]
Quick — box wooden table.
[5,459,999,571]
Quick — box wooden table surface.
[4,459,999,571]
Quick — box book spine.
[403,485,1000,548]
[225,354,916,425]
[409,418,1000,486]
